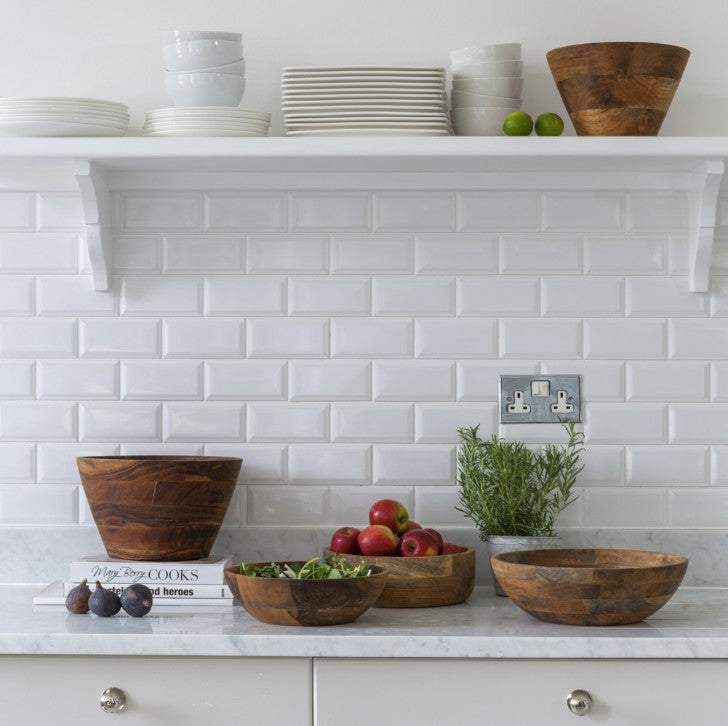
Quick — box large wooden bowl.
[224,564,388,626]
[323,547,475,608]
[77,456,242,561]
[491,548,688,625]
[546,42,690,135]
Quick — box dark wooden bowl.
[491,548,688,625]
[546,42,690,135]
[323,547,475,608]
[224,563,388,626]
[77,456,242,561]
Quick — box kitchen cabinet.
[314,658,726,725]
[0,656,311,725]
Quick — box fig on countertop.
[65,578,92,614]
[120,584,153,617]
[88,581,121,617]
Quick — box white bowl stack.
[449,43,523,135]
[281,66,452,136]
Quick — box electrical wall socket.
[500,374,581,424]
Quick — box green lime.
[535,112,565,136]
[502,111,534,136]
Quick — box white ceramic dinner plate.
[147,107,270,120]
[282,74,445,83]
[283,92,447,101]
[0,114,128,129]
[144,122,269,132]
[144,128,267,137]
[286,120,450,128]
[0,96,128,110]
[283,66,445,74]
[282,82,446,92]
[284,111,451,120]
[0,120,127,137]
[286,128,451,136]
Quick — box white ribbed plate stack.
[282,66,451,136]
[143,107,271,136]
[0,97,128,137]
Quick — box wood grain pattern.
[224,564,388,626]
[324,547,475,608]
[77,456,241,562]
[491,548,688,626]
[546,42,690,136]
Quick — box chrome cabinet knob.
[99,687,127,713]
[567,689,593,716]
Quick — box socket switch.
[500,374,581,424]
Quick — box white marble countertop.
[4,585,728,659]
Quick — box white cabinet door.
[0,656,311,725]
[315,658,726,726]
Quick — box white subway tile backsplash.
[39,361,118,400]
[111,236,161,273]
[0,442,35,483]
[38,443,119,483]
[711,447,728,485]
[0,485,78,524]
[121,194,200,231]
[373,444,455,485]
[415,235,496,274]
[122,360,202,400]
[542,277,623,317]
[164,402,243,442]
[332,235,412,274]
[331,318,412,358]
[415,402,497,443]
[121,276,202,316]
[457,360,539,401]
[583,488,666,527]
[205,193,284,231]
[543,193,623,232]
[204,443,286,483]
[0,402,76,441]
[578,446,625,485]
[331,486,414,524]
[0,193,33,230]
[586,403,666,444]
[541,361,624,401]
[204,276,286,316]
[669,320,728,359]
[670,404,728,443]
[248,486,328,525]
[500,319,581,359]
[247,235,328,274]
[80,402,160,442]
[627,278,707,317]
[711,362,728,401]
[669,489,728,527]
[374,192,455,232]
[121,443,204,456]
[0,235,77,273]
[413,487,464,525]
[373,277,454,316]
[628,193,689,231]
[247,318,327,358]
[668,234,689,275]
[585,235,666,275]
[627,362,708,401]
[289,192,370,231]
[458,193,539,231]
[164,319,243,358]
[373,361,454,401]
[498,421,578,443]
[457,276,539,317]
[0,360,34,399]
[80,318,160,358]
[710,278,728,316]
[37,276,116,316]
[163,236,242,273]
[585,320,665,359]
[248,403,328,442]
[205,360,286,401]
[289,444,371,484]
[0,276,34,315]
[332,403,412,443]
[415,318,497,358]
[1,319,76,357]
[290,361,369,401]
[628,446,708,485]
[289,276,370,316]
[500,235,581,274]
[36,194,83,230]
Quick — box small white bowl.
[161,30,242,44]
[451,106,515,136]
[450,43,521,65]
[162,39,243,71]
[451,90,522,109]
[170,59,245,76]
[164,72,245,107]
[451,60,523,79]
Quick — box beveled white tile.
[500,319,580,359]
[247,235,328,274]
[457,361,539,402]
[578,446,625,485]
[121,276,202,316]
[331,486,414,523]
[415,235,497,274]
[121,193,201,231]
[289,192,370,231]
[415,402,497,443]
[627,277,707,317]
[248,486,328,525]
[289,276,370,316]
[541,361,624,401]
[164,319,243,358]
[1,319,76,357]
[0,235,77,273]
[0,485,78,524]
[331,403,412,443]
[459,192,539,231]
[0,276,34,315]
[332,235,412,274]
[205,192,284,231]
[247,318,327,358]
[164,402,243,442]
[670,404,728,443]
[248,403,328,442]
[543,193,623,231]
[585,320,665,359]
[374,192,455,232]
[586,403,666,444]
[331,318,412,359]
[289,361,369,401]
[37,276,117,316]
[205,360,287,401]
[498,422,579,443]
[373,277,454,316]
[79,402,161,442]
[628,193,689,231]
[711,362,728,401]
[288,444,371,484]
[38,360,118,400]
[0,402,76,441]
[542,277,623,317]
[711,447,728,485]
[669,489,728,527]
[111,236,161,273]
[584,235,666,275]
[627,445,707,485]
[500,235,581,274]
[204,276,286,316]
[668,233,689,275]
[415,318,497,358]
[0,360,34,399]
[414,486,466,525]
[37,443,119,483]
[36,193,83,230]
[583,487,666,527]
[80,318,160,358]
[669,320,728,359]
[222,485,247,525]
[710,277,728,316]
[121,360,202,400]
[0,442,35,483]
[712,237,728,275]
[627,362,708,401]
[373,444,455,485]
[121,443,204,456]
[0,193,33,230]
[373,361,454,401]
[457,276,539,317]
[204,443,286,483]
[163,235,242,272]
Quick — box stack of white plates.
[143,107,271,136]
[0,97,128,137]
[281,66,452,136]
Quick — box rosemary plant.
[456,421,585,538]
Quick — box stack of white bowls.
[449,43,523,135]
[162,30,245,107]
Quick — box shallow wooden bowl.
[546,42,690,135]
[323,547,475,608]
[224,564,388,626]
[491,548,688,626]
[77,456,242,561]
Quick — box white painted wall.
[0,0,726,135]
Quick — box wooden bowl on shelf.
[224,563,388,626]
[546,42,690,135]
[491,548,688,626]
[323,547,475,608]
[77,456,242,561]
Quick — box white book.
[69,554,233,586]
[63,581,233,600]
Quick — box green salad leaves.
[239,555,371,580]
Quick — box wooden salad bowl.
[491,548,688,626]
[77,456,242,561]
[224,563,388,626]
[546,42,690,135]
[323,547,475,608]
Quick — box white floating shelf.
[0,136,725,291]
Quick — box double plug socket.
[500,375,581,424]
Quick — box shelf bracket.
[689,159,724,292]
[74,160,111,291]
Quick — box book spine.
[69,562,230,586]
[64,582,233,599]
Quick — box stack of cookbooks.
[34,554,235,607]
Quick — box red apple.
[424,527,444,555]
[358,525,399,556]
[329,526,361,555]
[399,529,438,557]
[405,520,422,532]
[442,542,464,555]
[369,499,409,534]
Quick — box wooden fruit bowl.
[224,564,388,626]
[491,548,688,626]
[323,547,475,608]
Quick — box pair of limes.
[503,111,564,136]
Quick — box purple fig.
[120,584,153,617]
[65,578,92,614]
[88,581,121,617]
